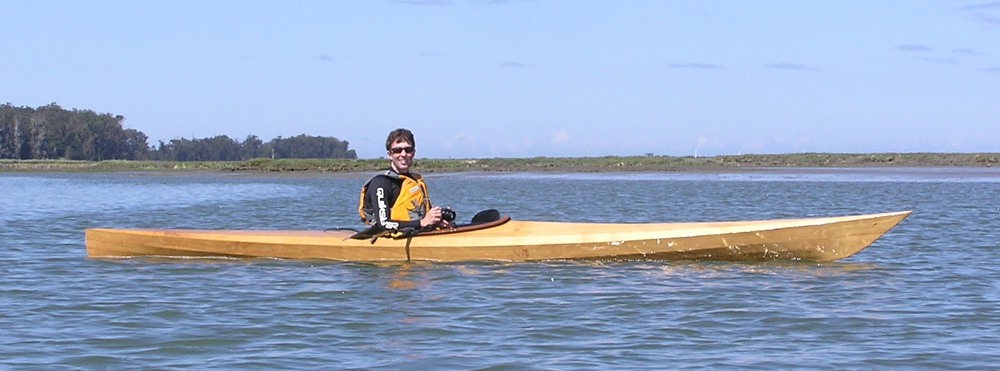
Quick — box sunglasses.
[389,146,415,154]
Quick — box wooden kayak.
[85,211,910,262]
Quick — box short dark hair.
[385,128,415,150]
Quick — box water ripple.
[2,171,999,369]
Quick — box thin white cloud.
[916,57,960,65]
[955,1,1000,25]
[956,1,1000,11]
[551,130,570,145]
[766,63,818,71]
[952,48,987,57]
[695,136,726,150]
[496,137,538,156]
[976,14,1000,24]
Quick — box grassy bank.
[2,153,997,173]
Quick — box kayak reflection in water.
[357,128,452,239]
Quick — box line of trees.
[1,103,356,161]
[151,134,356,161]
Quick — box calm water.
[2,168,999,369]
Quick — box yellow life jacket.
[358,170,431,226]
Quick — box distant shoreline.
[1,153,997,173]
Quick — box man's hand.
[421,206,444,228]
[420,206,453,228]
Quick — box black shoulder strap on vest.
[363,170,400,187]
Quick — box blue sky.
[3,1,999,159]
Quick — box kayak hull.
[85,211,910,262]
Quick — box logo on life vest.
[376,188,399,229]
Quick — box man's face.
[387,140,415,173]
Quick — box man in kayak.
[358,128,451,236]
